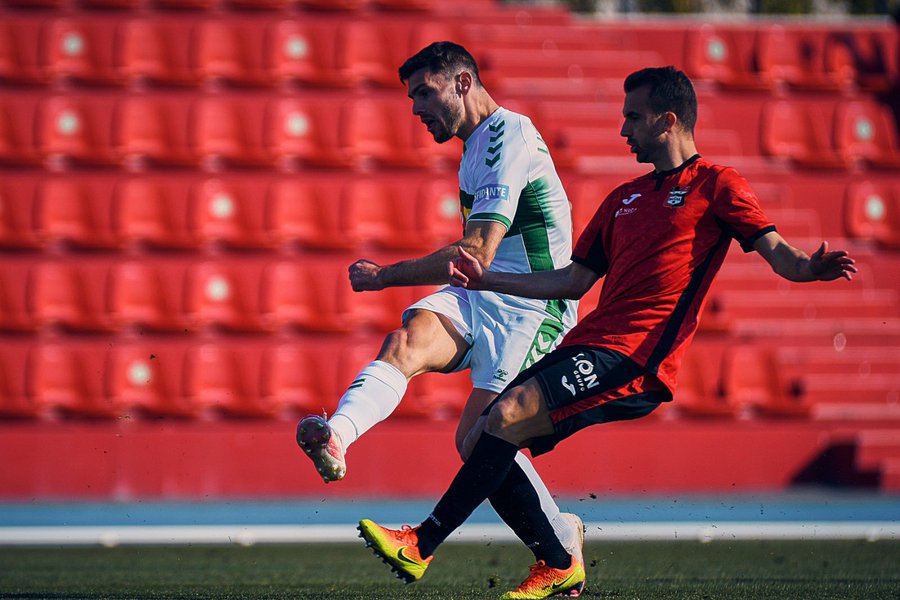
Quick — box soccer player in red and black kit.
[357,66,857,600]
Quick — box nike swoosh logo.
[544,570,581,593]
[396,547,420,566]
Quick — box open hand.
[809,241,857,281]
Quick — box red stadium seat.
[0,342,40,419]
[193,96,273,168]
[36,177,120,249]
[347,176,462,251]
[192,177,275,249]
[0,176,41,250]
[260,341,328,415]
[0,94,42,166]
[186,260,268,332]
[185,342,280,418]
[336,21,399,88]
[107,342,197,418]
[757,25,850,92]
[341,96,460,169]
[670,342,738,419]
[265,20,341,87]
[266,177,360,250]
[823,29,897,92]
[350,279,436,333]
[760,99,847,169]
[29,260,114,333]
[114,95,198,168]
[0,259,36,333]
[109,260,190,332]
[41,17,123,86]
[685,25,772,90]
[403,370,470,420]
[833,100,900,170]
[264,96,350,167]
[260,258,360,333]
[31,343,123,419]
[194,18,272,86]
[36,95,119,168]
[113,177,199,249]
[0,17,45,85]
[567,176,619,235]
[720,344,810,418]
[844,180,900,249]
[117,18,198,86]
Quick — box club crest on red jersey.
[666,187,689,207]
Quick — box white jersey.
[459,106,577,328]
[407,106,577,392]
[461,107,572,274]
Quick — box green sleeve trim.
[467,212,512,229]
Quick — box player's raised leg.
[297,308,468,482]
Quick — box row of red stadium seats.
[760,97,900,171]
[2,250,895,336]
[685,22,897,93]
[4,172,897,252]
[1,0,466,13]
[1,13,895,94]
[528,95,900,170]
[2,90,899,171]
[670,342,900,421]
[0,91,461,170]
[1,335,895,422]
[0,173,462,251]
[0,335,471,420]
[0,13,460,88]
[0,255,441,334]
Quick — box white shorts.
[403,286,576,394]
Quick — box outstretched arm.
[449,246,599,300]
[348,220,507,291]
[753,232,856,282]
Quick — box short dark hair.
[398,41,482,86]
[624,66,697,133]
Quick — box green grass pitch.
[1,540,898,599]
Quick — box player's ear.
[457,71,472,95]
[662,111,678,133]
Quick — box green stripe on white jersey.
[459,107,573,282]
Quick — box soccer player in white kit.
[296,42,583,571]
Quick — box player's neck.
[653,137,698,173]
[457,91,500,142]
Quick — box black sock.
[416,433,519,558]
[488,460,571,569]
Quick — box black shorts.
[492,345,668,456]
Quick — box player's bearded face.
[621,86,667,164]
[407,70,464,144]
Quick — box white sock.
[514,452,570,543]
[328,360,408,450]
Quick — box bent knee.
[484,393,527,436]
